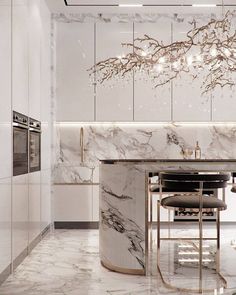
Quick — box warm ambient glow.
[56,122,236,126]
[89,11,236,95]
[192,4,217,7]
[119,4,143,7]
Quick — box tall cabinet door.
[28,0,41,120]
[56,22,95,121]
[12,0,29,115]
[134,19,172,121]
[96,22,133,121]
[172,17,211,121]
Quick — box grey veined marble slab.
[53,123,236,184]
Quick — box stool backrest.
[161,172,230,190]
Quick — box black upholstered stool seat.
[161,194,227,210]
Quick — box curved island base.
[99,159,236,275]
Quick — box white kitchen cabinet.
[12,0,29,115]
[0,178,11,274]
[28,0,41,121]
[134,20,172,121]
[28,171,41,244]
[12,174,29,261]
[41,169,51,230]
[0,0,11,179]
[54,185,93,221]
[40,0,51,171]
[56,22,95,121]
[172,18,211,122]
[212,87,236,122]
[96,22,133,121]
[92,185,99,222]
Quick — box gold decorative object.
[89,11,236,94]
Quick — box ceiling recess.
[64,0,236,7]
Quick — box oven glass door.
[29,131,41,172]
[13,126,28,176]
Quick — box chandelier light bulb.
[173,61,178,69]
[159,56,165,63]
[196,54,202,62]
[154,64,163,72]
[224,48,231,57]
[210,48,217,57]
[187,55,193,65]
[141,51,147,57]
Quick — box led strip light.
[64,1,236,7]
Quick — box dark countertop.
[100,159,236,164]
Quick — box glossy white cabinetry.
[54,185,93,221]
[56,22,95,121]
[28,172,41,244]
[12,0,29,115]
[172,19,211,122]
[92,185,99,222]
[40,0,51,171]
[41,169,51,230]
[134,20,172,121]
[28,0,41,120]
[96,22,133,121]
[0,1,11,180]
[0,178,11,274]
[12,174,29,261]
[212,88,236,122]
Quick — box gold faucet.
[80,127,84,164]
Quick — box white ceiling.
[45,0,236,13]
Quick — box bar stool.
[157,172,229,293]
[148,172,200,247]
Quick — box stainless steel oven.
[29,118,41,173]
[13,111,29,176]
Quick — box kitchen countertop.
[100,159,236,164]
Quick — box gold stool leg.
[168,209,171,239]
[150,192,153,250]
[157,200,161,268]
[199,182,203,293]
[216,208,220,273]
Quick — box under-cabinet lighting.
[192,4,217,7]
[56,122,236,126]
[119,4,143,7]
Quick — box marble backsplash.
[53,123,236,184]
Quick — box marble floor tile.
[0,227,236,295]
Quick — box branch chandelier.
[89,11,236,94]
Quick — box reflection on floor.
[0,225,236,295]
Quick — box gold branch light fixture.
[89,11,236,94]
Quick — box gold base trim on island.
[101,260,145,275]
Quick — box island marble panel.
[53,123,236,183]
[99,160,236,274]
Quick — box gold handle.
[80,127,84,163]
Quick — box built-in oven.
[29,117,41,173]
[13,111,29,176]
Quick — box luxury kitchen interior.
[1,0,236,294]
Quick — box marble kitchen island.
[99,159,236,275]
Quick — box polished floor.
[0,226,236,295]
